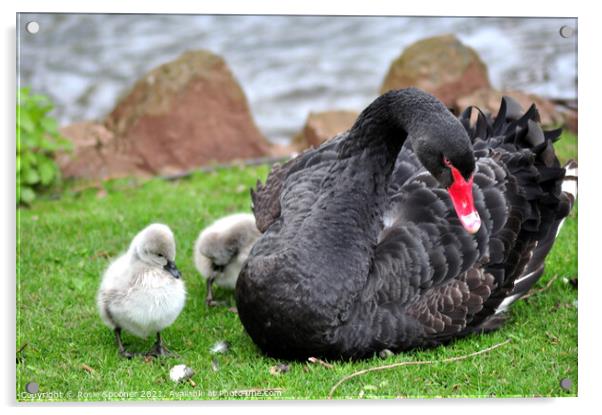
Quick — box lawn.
[16,133,578,401]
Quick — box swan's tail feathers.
[561,159,578,201]
[555,159,578,238]
[462,97,578,324]
[491,160,577,316]
[473,314,508,333]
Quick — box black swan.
[236,88,577,360]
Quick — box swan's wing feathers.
[251,163,287,233]
[251,134,346,232]
[405,268,495,339]
[370,146,523,332]
[371,182,483,308]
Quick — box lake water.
[17,14,577,144]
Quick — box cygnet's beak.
[164,260,182,279]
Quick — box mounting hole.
[559,25,575,38]
[560,378,572,391]
[25,381,39,394]
[25,21,40,34]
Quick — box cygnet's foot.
[146,343,175,358]
[119,349,138,359]
[146,332,178,358]
[206,298,227,307]
[115,328,140,359]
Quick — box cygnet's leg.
[114,328,137,359]
[206,275,224,307]
[146,332,175,357]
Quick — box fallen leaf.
[545,331,560,344]
[81,363,95,373]
[92,250,111,259]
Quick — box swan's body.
[236,88,576,360]
[194,213,260,305]
[97,223,186,357]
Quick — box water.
[17,14,577,144]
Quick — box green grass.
[16,133,578,402]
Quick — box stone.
[380,34,491,109]
[293,110,358,150]
[58,50,272,179]
[561,108,578,134]
[57,121,146,179]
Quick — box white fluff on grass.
[194,213,260,304]
[169,364,194,383]
[97,224,186,341]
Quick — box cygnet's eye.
[157,253,164,258]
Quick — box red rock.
[58,122,146,179]
[560,108,578,134]
[380,35,491,109]
[293,110,358,150]
[59,50,272,179]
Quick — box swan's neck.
[340,89,444,168]
[290,90,455,291]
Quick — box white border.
[2,0,599,413]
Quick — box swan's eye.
[443,157,452,168]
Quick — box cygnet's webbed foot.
[205,276,227,307]
[119,349,138,359]
[114,328,141,359]
[206,298,227,307]
[146,332,178,358]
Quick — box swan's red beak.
[446,164,481,234]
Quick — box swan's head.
[131,223,181,279]
[412,122,481,234]
[194,214,260,280]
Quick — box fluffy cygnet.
[97,223,186,358]
[194,213,260,306]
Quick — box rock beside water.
[57,121,145,179]
[380,34,491,109]
[380,34,574,131]
[292,110,358,150]
[59,50,271,179]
